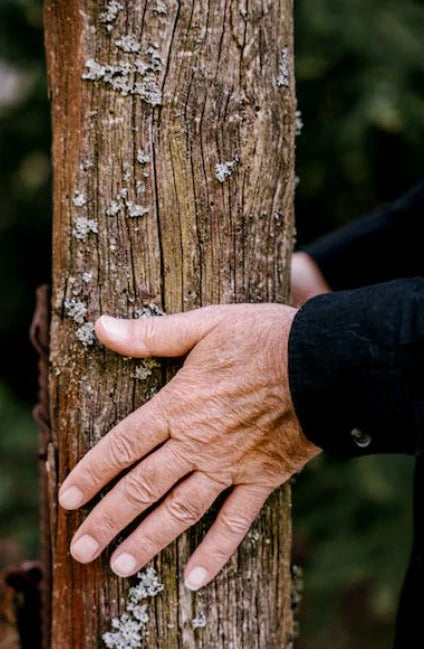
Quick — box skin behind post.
[44,1,297,647]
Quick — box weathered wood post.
[44,1,296,647]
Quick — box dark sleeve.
[303,181,424,290]
[288,277,424,457]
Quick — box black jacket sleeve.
[288,277,424,457]
[303,181,424,290]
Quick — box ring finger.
[110,471,229,577]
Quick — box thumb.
[95,306,223,357]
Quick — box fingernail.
[112,553,137,577]
[185,566,208,591]
[99,316,128,343]
[59,486,83,509]
[71,534,99,562]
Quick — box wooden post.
[44,1,296,647]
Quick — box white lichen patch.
[99,0,123,30]
[82,47,163,106]
[130,567,164,599]
[136,180,146,195]
[126,603,149,623]
[215,159,238,183]
[126,201,148,218]
[75,322,96,347]
[103,116,124,127]
[132,75,162,106]
[145,385,159,400]
[73,217,98,241]
[136,149,150,165]
[72,190,87,207]
[102,567,164,649]
[64,299,87,324]
[145,47,163,71]
[135,303,165,318]
[82,272,92,284]
[103,612,146,649]
[249,529,260,542]
[106,200,123,216]
[153,1,167,14]
[106,194,149,218]
[191,611,207,629]
[133,358,161,380]
[82,60,131,93]
[277,47,290,88]
[106,191,149,219]
[115,34,141,54]
[80,158,94,172]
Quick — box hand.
[291,252,331,306]
[59,303,320,590]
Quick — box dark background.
[0,1,423,648]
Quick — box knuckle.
[90,513,119,539]
[84,457,107,486]
[219,511,251,538]
[165,491,202,527]
[210,544,230,562]
[139,532,158,555]
[138,317,157,355]
[122,472,157,508]
[104,429,136,468]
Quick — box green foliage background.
[0,1,422,648]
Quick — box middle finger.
[110,471,229,576]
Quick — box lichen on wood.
[44,0,296,647]
[102,568,164,649]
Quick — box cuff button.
[350,427,371,449]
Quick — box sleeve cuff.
[288,279,423,457]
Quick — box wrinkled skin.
[59,303,320,590]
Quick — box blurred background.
[0,0,422,647]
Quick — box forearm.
[303,181,424,291]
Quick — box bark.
[44,1,296,647]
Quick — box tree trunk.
[43,1,296,647]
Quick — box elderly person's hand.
[291,252,331,305]
[59,303,320,590]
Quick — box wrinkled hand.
[291,252,331,305]
[59,303,320,590]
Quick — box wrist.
[285,306,322,460]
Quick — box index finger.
[58,394,169,510]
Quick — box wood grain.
[44,1,296,647]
